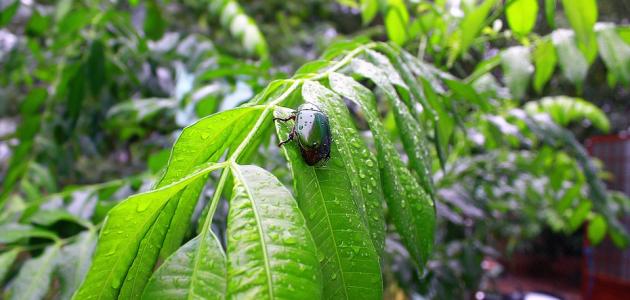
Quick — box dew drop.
[365,159,374,167]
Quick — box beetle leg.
[273,114,296,122]
[278,129,295,147]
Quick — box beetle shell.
[295,103,331,166]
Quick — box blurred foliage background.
[1,0,630,299]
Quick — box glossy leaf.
[328,72,435,268]
[274,106,382,299]
[142,233,226,299]
[8,244,60,300]
[506,0,538,36]
[74,161,226,299]
[449,0,498,64]
[533,38,557,93]
[227,164,322,299]
[501,46,533,99]
[561,0,598,63]
[384,1,409,45]
[303,81,385,254]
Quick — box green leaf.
[360,0,378,24]
[0,0,20,27]
[274,108,382,298]
[28,209,91,228]
[144,0,166,40]
[303,81,386,254]
[8,244,60,300]
[57,231,97,300]
[227,164,322,298]
[506,0,538,36]
[87,40,106,97]
[552,29,588,87]
[0,88,47,208]
[384,2,409,45]
[545,0,556,28]
[524,96,610,132]
[156,106,264,258]
[596,24,630,86]
[561,0,598,63]
[533,38,557,93]
[587,214,607,245]
[501,46,533,99]
[74,161,226,299]
[0,224,58,244]
[568,200,592,232]
[142,233,226,299]
[0,248,20,283]
[328,72,435,268]
[449,0,498,64]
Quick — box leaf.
[28,209,91,228]
[384,1,409,45]
[596,24,630,86]
[0,88,47,208]
[545,0,556,28]
[506,0,538,36]
[552,29,588,87]
[74,161,226,299]
[500,46,533,99]
[360,0,378,24]
[328,72,435,268]
[0,224,58,244]
[156,106,264,259]
[227,164,322,298]
[568,200,592,232]
[57,231,97,300]
[533,38,557,93]
[142,233,226,299]
[587,214,607,245]
[0,248,20,283]
[303,81,385,254]
[87,40,106,96]
[144,0,166,40]
[561,0,598,63]
[0,0,19,26]
[8,244,60,300]
[274,109,383,298]
[449,0,498,64]
[524,96,610,132]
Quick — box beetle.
[274,103,332,166]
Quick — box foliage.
[1,0,629,299]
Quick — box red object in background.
[583,135,630,299]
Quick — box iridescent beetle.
[274,103,331,166]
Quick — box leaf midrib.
[231,165,275,299]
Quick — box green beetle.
[274,103,332,166]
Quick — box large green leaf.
[545,0,556,28]
[533,38,557,93]
[57,231,97,300]
[596,24,630,86]
[274,108,382,299]
[501,46,533,99]
[0,224,58,244]
[561,0,598,63]
[384,0,409,45]
[227,164,322,299]
[552,29,588,87]
[506,0,538,36]
[8,244,60,300]
[73,161,226,299]
[360,0,378,24]
[142,232,226,299]
[303,81,385,254]
[328,72,435,268]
